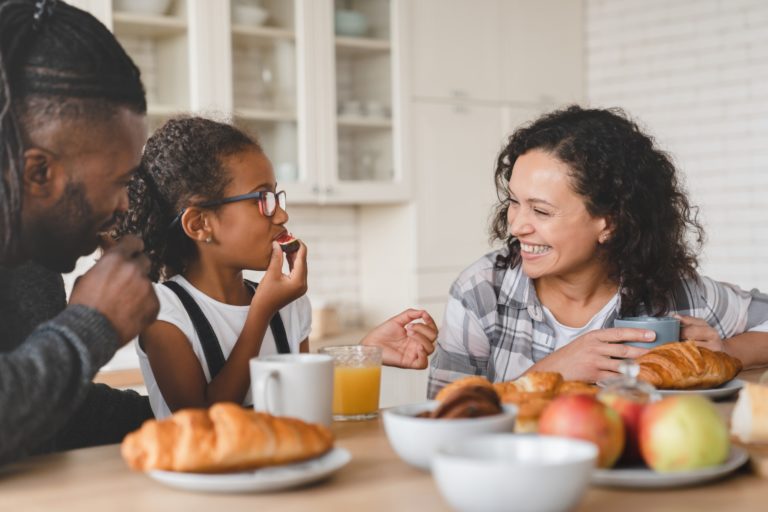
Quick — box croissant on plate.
[636,340,742,390]
[121,402,333,473]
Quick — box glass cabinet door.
[230,0,302,195]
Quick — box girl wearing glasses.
[118,116,437,418]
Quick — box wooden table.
[3,369,767,512]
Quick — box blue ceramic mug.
[613,316,680,349]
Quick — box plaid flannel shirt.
[427,250,768,398]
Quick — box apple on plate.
[639,395,729,472]
[539,394,625,468]
[599,392,647,464]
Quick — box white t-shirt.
[137,275,312,419]
[541,294,620,350]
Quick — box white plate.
[592,447,749,488]
[657,378,744,400]
[147,447,351,493]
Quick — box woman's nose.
[508,209,533,237]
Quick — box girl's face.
[506,149,609,281]
[208,148,288,270]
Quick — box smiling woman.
[427,105,768,397]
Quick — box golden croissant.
[636,340,742,390]
[121,402,334,473]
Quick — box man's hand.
[360,309,438,369]
[69,235,159,345]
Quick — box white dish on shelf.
[114,0,172,16]
[147,447,350,493]
[592,446,748,488]
[232,4,269,26]
[657,378,744,400]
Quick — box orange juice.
[332,366,381,416]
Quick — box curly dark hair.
[491,105,704,317]
[115,116,260,281]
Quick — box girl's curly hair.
[491,105,704,317]
[115,116,260,281]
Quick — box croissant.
[636,340,742,389]
[121,402,334,473]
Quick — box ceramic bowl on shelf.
[382,401,517,471]
[232,4,269,26]
[113,0,172,16]
[334,9,368,37]
[432,434,597,512]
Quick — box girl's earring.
[205,235,213,244]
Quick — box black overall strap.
[161,281,226,379]
[245,280,292,354]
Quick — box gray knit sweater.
[0,261,153,465]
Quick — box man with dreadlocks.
[0,0,159,464]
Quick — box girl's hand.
[252,241,308,314]
[531,328,653,382]
[360,309,438,369]
[674,314,728,353]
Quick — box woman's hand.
[674,314,728,353]
[251,241,308,315]
[530,328,654,382]
[360,309,438,369]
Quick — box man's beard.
[26,181,106,273]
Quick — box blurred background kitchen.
[65,0,768,404]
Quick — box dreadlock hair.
[490,105,704,317]
[116,116,261,282]
[0,0,146,260]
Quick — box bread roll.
[731,382,768,444]
[121,402,333,472]
[636,341,742,389]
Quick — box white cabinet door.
[501,0,585,104]
[410,0,502,102]
[411,101,505,270]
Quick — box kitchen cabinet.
[72,0,409,205]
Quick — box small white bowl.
[114,0,172,16]
[232,4,268,26]
[382,401,516,471]
[433,435,597,512]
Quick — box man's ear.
[181,207,212,243]
[22,147,61,199]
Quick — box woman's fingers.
[407,322,438,342]
[598,341,649,360]
[593,327,656,344]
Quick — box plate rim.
[147,446,351,493]
[592,446,749,488]
[656,378,744,398]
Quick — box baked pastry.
[636,340,742,389]
[121,402,333,473]
[732,382,768,444]
[514,397,553,434]
[493,372,564,402]
[430,385,502,419]
[557,380,600,396]
[435,375,495,402]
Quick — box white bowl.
[433,435,597,512]
[232,4,269,26]
[114,0,172,16]
[382,401,516,471]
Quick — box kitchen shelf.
[113,12,187,38]
[337,116,392,129]
[335,36,391,55]
[236,108,297,122]
[232,25,295,43]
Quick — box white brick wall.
[587,0,768,291]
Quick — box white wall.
[587,0,768,291]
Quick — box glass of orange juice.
[319,345,382,421]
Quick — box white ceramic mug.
[250,354,334,426]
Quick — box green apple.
[639,395,729,472]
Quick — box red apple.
[599,392,647,464]
[639,395,729,472]
[539,394,625,468]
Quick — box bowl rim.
[382,400,517,425]
[434,433,598,467]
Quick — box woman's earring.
[205,235,213,244]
